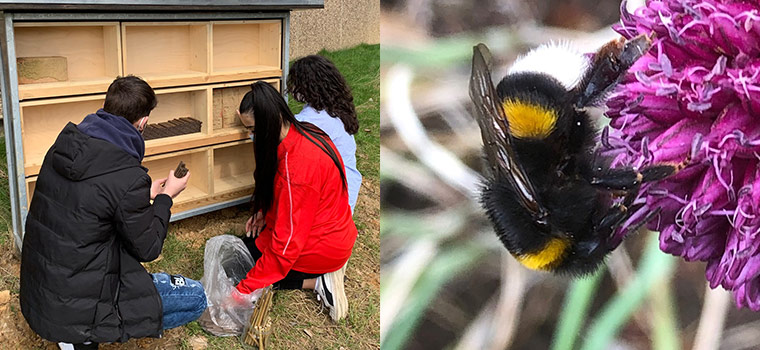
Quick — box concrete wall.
[289,0,380,59]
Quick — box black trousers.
[241,235,321,290]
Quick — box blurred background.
[379,1,760,349]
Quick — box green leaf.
[580,232,676,350]
[381,244,484,350]
[551,268,604,350]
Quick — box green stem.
[580,232,676,350]
[651,277,680,350]
[551,268,604,350]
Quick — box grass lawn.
[0,43,379,349]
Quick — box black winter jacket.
[20,122,172,343]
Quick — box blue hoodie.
[295,105,362,213]
[77,109,145,161]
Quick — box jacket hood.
[77,109,145,161]
[51,123,142,181]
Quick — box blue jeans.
[151,273,208,330]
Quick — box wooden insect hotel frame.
[0,1,324,252]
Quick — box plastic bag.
[198,235,262,336]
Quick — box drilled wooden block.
[174,161,188,178]
[17,56,68,84]
[213,86,246,130]
[143,117,203,140]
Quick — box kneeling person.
[20,76,207,350]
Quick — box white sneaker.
[315,264,348,321]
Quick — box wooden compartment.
[14,22,121,99]
[143,149,211,212]
[20,95,105,175]
[122,22,209,88]
[144,86,210,153]
[210,20,282,82]
[211,79,280,137]
[213,140,255,196]
[26,177,36,206]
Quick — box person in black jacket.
[19,76,208,350]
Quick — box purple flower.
[602,0,760,310]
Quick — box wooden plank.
[15,24,115,81]
[122,22,209,80]
[212,141,255,194]
[0,1,324,11]
[143,131,247,158]
[26,177,36,206]
[259,21,282,68]
[211,20,282,73]
[18,78,113,100]
[103,24,120,77]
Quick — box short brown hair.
[103,75,157,123]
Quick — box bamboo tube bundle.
[242,287,274,349]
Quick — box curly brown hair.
[287,55,359,134]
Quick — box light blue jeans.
[151,273,208,330]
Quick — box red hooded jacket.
[236,126,357,293]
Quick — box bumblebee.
[470,34,685,275]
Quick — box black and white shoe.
[314,264,348,321]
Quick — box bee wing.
[470,43,549,227]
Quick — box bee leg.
[573,33,654,109]
[590,168,642,192]
[590,160,686,191]
[620,207,662,236]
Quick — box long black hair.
[287,55,359,134]
[241,81,348,215]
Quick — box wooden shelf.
[144,85,210,149]
[14,19,286,220]
[211,79,280,136]
[211,21,281,81]
[14,22,121,99]
[21,95,106,175]
[122,22,209,88]
[143,149,211,211]
[213,140,255,195]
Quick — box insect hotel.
[0,0,324,253]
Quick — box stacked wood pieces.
[243,287,275,349]
[143,117,202,140]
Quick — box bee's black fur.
[471,35,670,276]
[483,72,613,275]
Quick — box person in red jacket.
[232,81,357,321]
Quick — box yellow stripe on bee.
[514,237,569,270]
[502,100,557,139]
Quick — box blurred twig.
[454,253,526,350]
[381,244,485,350]
[692,284,731,350]
[383,64,482,200]
[380,239,437,343]
[380,145,462,206]
[721,319,760,350]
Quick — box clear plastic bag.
[198,235,262,336]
